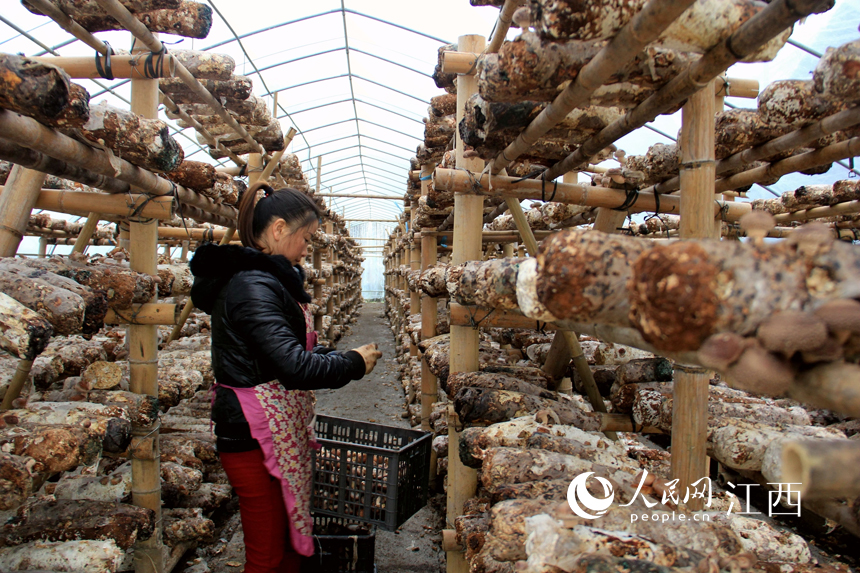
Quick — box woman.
[190,182,382,573]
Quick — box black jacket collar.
[189,243,311,313]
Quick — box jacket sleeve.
[225,272,366,390]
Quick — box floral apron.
[215,303,320,556]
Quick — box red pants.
[220,449,302,573]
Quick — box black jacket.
[190,244,365,448]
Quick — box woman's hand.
[353,343,382,375]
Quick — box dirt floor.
[192,302,445,573]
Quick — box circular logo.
[567,472,614,519]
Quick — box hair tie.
[262,185,274,197]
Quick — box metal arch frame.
[3,3,448,221]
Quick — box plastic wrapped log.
[758,79,844,129]
[813,39,860,105]
[0,539,124,572]
[0,499,155,550]
[445,371,556,400]
[0,271,85,336]
[215,120,284,154]
[157,264,193,297]
[0,53,77,126]
[40,389,159,427]
[172,482,231,512]
[529,0,789,61]
[432,43,457,93]
[164,159,216,191]
[537,227,860,354]
[710,419,843,473]
[0,423,100,472]
[54,461,132,502]
[773,438,860,499]
[526,515,710,572]
[425,114,455,148]
[430,93,457,117]
[454,512,490,560]
[454,258,523,310]
[51,82,91,129]
[417,263,447,297]
[631,389,810,434]
[0,454,42,510]
[626,143,680,186]
[172,95,271,127]
[159,74,252,104]
[15,257,157,308]
[77,101,183,173]
[483,497,560,562]
[162,508,214,547]
[610,381,671,414]
[160,461,203,504]
[68,1,213,38]
[0,292,53,361]
[481,364,550,387]
[479,33,695,103]
[23,0,181,14]
[4,402,133,453]
[462,95,625,163]
[715,109,792,161]
[171,49,234,80]
[159,437,202,469]
[158,367,203,410]
[454,387,600,429]
[0,261,107,335]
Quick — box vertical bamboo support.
[0,359,34,410]
[673,80,717,512]
[128,38,162,573]
[313,247,323,334]
[38,237,47,258]
[420,160,439,482]
[119,222,130,250]
[410,205,421,359]
[447,34,484,573]
[179,240,189,262]
[72,213,102,254]
[0,166,46,257]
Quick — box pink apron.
[216,303,320,556]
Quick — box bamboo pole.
[128,38,162,573]
[180,240,189,262]
[160,94,246,167]
[542,0,834,181]
[645,105,860,198]
[105,303,180,325]
[72,214,102,254]
[489,0,696,175]
[93,0,264,154]
[447,34,484,573]
[0,138,130,194]
[0,166,46,257]
[715,135,860,194]
[0,359,34,410]
[0,111,237,223]
[24,0,111,54]
[29,189,173,220]
[781,439,860,499]
[38,237,47,258]
[432,167,752,222]
[258,128,298,182]
[671,83,717,513]
[29,54,177,79]
[487,0,524,53]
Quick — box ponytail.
[236,181,322,250]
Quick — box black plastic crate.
[302,515,375,573]
[311,415,432,531]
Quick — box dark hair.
[236,182,321,250]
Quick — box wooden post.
[38,237,47,258]
[0,166,46,257]
[447,34,484,573]
[126,40,163,573]
[315,156,323,195]
[673,80,717,512]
